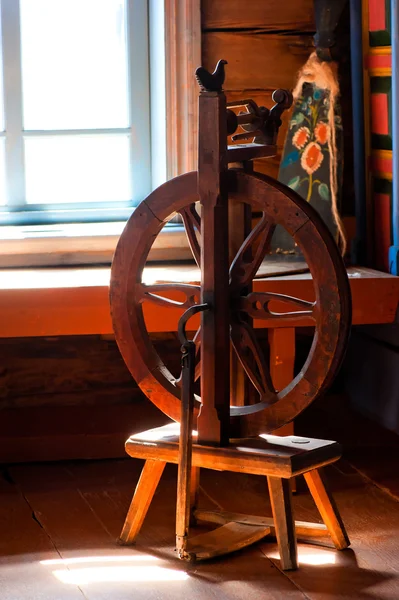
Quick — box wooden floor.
[1,400,399,599]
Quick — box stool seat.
[126,423,342,478]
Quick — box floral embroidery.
[314,122,329,145]
[301,142,323,174]
[292,126,310,149]
[279,84,341,203]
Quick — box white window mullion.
[127,0,151,203]
[1,0,26,208]
[23,128,132,138]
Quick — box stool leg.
[269,328,297,494]
[119,459,166,545]
[267,476,298,570]
[304,468,350,550]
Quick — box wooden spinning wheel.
[111,62,352,567]
[110,136,350,443]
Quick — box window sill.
[0,222,192,268]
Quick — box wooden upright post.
[197,91,230,446]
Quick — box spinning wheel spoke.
[112,169,350,435]
[230,212,275,290]
[230,320,277,403]
[239,291,316,324]
[179,204,201,267]
[138,283,201,310]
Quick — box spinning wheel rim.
[110,170,351,436]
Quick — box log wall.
[201,0,354,215]
[0,0,354,463]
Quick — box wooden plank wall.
[201,0,354,216]
[0,335,175,462]
[201,0,314,180]
[0,1,354,463]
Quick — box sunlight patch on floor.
[268,547,337,566]
[52,565,189,585]
[40,554,160,566]
[41,553,189,585]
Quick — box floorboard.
[197,464,399,599]
[7,462,303,600]
[0,467,83,600]
[2,403,399,600]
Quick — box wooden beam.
[0,266,397,338]
[0,403,168,463]
[201,0,315,31]
[202,32,312,91]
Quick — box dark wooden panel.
[0,335,134,406]
[201,0,315,32]
[202,32,312,91]
[342,331,399,436]
[0,387,141,409]
[0,403,168,463]
[0,333,181,409]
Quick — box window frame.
[0,0,201,267]
[0,0,151,226]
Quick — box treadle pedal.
[182,522,271,562]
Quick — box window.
[0,0,201,266]
[0,0,150,225]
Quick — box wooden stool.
[119,423,349,569]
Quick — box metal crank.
[175,302,273,562]
[176,303,209,560]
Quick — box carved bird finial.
[195,59,228,92]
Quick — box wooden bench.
[0,264,398,461]
[1,265,397,338]
[1,266,398,391]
